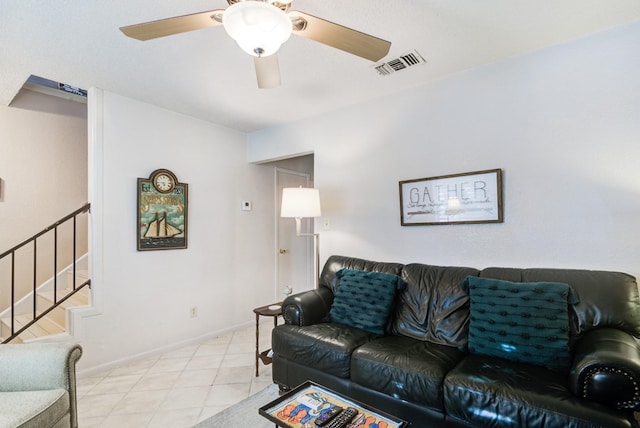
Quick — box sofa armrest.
[0,342,82,392]
[569,328,640,411]
[282,287,334,326]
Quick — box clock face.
[153,172,175,193]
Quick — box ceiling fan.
[120,0,391,89]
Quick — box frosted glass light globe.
[223,1,292,57]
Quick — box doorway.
[275,168,314,299]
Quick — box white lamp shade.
[281,187,321,218]
[223,1,292,57]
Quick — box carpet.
[193,384,280,428]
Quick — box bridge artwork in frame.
[137,169,188,250]
[399,169,503,226]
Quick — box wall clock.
[152,169,176,193]
[137,169,188,251]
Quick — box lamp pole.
[295,217,319,289]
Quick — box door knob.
[279,249,287,254]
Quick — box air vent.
[374,50,426,76]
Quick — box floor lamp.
[280,187,321,289]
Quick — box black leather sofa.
[271,255,640,427]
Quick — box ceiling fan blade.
[120,9,224,41]
[254,55,281,89]
[289,11,391,62]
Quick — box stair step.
[35,287,89,329]
[67,269,89,287]
[1,314,64,341]
[38,286,90,308]
[20,314,64,336]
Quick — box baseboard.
[76,320,253,378]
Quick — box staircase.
[0,269,90,343]
[0,203,91,344]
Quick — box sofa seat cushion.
[0,389,69,428]
[351,336,465,411]
[444,354,635,428]
[272,323,377,378]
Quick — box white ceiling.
[2,1,639,132]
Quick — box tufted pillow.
[329,269,405,335]
[464,276,579,372]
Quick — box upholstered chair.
[0,342,82,428]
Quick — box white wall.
[247,21,640,280]
[78,89,275,370]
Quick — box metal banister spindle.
[11,251,15,336]
[53,225,58,304]
[33,240,37,319]
[73,215,77,290]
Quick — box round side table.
[253,302,282,377]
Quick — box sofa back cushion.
[320,255,403,293]
[319,256,640,348]
[390,264,480,347]
[480,267,640,340]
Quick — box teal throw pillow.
[464,276,579,372]
[329,269,405,335]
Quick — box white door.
[276,168,313,300]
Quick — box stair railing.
[1,203,91,343]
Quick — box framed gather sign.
[399,169,503,226]
[137,169,188,250]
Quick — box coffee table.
[259,381,408,428]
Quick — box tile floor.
[77,322,276,427]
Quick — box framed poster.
[399,169,503,226]
[137,169,188,250]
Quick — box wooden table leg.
[255,312,260,377]
[253,302,282,378]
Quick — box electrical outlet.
[190,306,198,318]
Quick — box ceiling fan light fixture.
[223,1,292,57]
